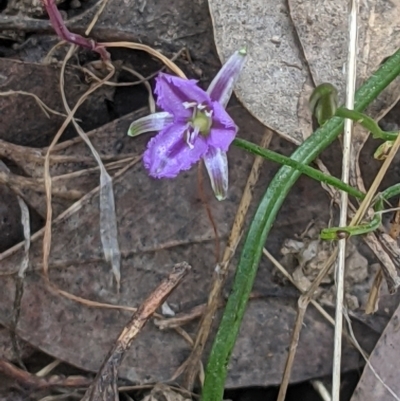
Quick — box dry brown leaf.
[209,0,400,144]
[351,301,400,400]
[0,59,113,147]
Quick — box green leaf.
[201,48,400,401]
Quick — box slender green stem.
[233,138,364,199]
[320,204,382,239]
[321,183,400,239]
[201,48,400,401]
[380,183,400,200]
[320,183,400,239]
[336,107,399,141]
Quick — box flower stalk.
[41,0,110,61]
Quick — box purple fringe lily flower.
[128,48,247,200]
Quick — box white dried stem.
[332,1,358,400]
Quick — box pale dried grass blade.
[17,196,30,278]
[311,380,331,401]
[0,90,66,118]
[85,0,109,35]
[56,46,122,289]
[332,1,358,399]
[0,161,31,277]
[103,42,187,78]
[122,66,156,113]
[42,47,112,282]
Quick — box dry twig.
[0,359,91,390]
[81,262,191,401]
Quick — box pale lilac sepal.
[203,147,229,201]
[207,48,247,108]
[127,112,174,137]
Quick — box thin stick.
[332,2,358,399]
[0,359,91,389]
[282,296,307,392]
[81,262,191,401]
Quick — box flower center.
[192,110,212,135]
[182,102,213,148]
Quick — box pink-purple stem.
[42,0,110,61]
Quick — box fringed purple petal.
[207,48,247,108]
[127,112,173,137]
[155,73,212,119]
[207,126,237,152]
[203,147,229,200]
[207,101,238,151]
[143,122,208,178]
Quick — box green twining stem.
[201,49,400,401]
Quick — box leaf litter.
[0,0,400,398]
[0,79,372,389]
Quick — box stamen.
[197,103,206,110]
[185,126,200,149]
[185,129,194,149]
[183,101,197,109]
